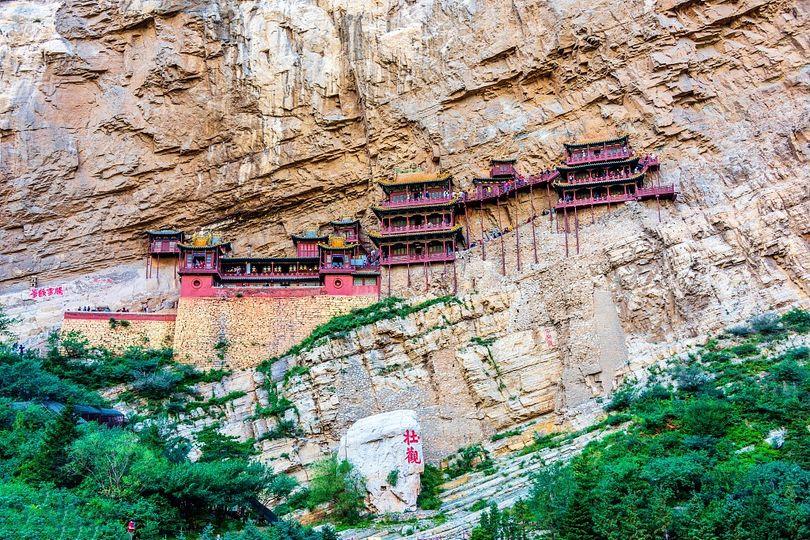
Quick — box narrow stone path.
[340,427,613,540]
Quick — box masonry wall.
[61,313,176,352]
[173,295,378,369]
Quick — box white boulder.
[337,409,424,513]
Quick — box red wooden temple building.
[369,171,464,292]
[145,229,184,278]
[553,135,675,254]
[170,221,379,298]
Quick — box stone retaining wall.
[61,312,176,352]
[172,294,377,369]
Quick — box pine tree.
[17,403,79,485]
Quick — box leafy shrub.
[674,364,711,392]
[386,468,399,486]
[307,456,366,524]
[781,308,810,333]
[490,428,521,442]
[470,499,490,511]
[730,343,759,357]
[260,419,300,441]
[417,464,444,510]
[196,425,256,462]
[727,324,753,337]
[749,312,783,335]
[446,444,494,479]
[682,399,734,437]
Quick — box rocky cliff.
[2,0,807,285]
[2,0,808,476]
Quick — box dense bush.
[471,309,810,540]
[306,456,366,525]
[0,309,324,539]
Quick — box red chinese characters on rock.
[30,286,64,299]
[404,429,422,464]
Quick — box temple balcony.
[380,194,454,209]
[554,184,676,210]
[380,222,454,235]
[566,147,632,166]
[320,263,380,274]
[636,184,676,199]
[462,171,558,204]
[149,240,180,254]
[558,170,643,187]
[381,252,456,265]
[219,271,320,280]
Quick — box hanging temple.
[143,135,675,300]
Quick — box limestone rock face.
[338,410,424,514]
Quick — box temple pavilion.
[145,229,184,278]
[368,171,464,267]
[553,135,672,210]
[169,221,380,297]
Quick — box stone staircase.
[339,427,613,540]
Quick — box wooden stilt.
[514,182,521,272]
[463,201,471,246]
[547,182,553,232]
[407,263,411,287]
[479,199,486,261]
[564,206,569,257]
[496,196,506,275]
[529,181,538,264]
[452,257,457,294]
[574,205,580,255]
[156,253,159,279]
[424,258,428,292]
[387,265,391,297]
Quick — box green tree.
[17,403,80,485]
[307,456,365,524]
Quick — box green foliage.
[307,456,366,525]
[259,419,301,441]
[782,308,810,333]
[417,464,445,510]
[490,428,521,442]
[446,444,494,479]
[16,403,79,485]
[254,386,294,419]
[730,342,759,357]
[474,309,810,540]
[109,317,131,329]
[749,312,783,335]
[0,305,17,342]
[470,499,490,512]
[196,425,257,462]
[0,333,305,538]
[184,391,248,414]
[283,365,310,386]
[258,295,461,371]
[386,468,399,486]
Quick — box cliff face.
[2,0,807,283]
[2,1,808,452]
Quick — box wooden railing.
[380,223,453,234]
[565,148,632,165]
[380,195,454,208]
[381,253,455,264]
[149,241,179,254]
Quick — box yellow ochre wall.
[172,295,377,369]
[61,317,176,352]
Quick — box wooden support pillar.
[546,181,553,232]
[496,196,506,275]
[424,242,429,292]
[564,206,569,257]
[463,201,470,245]
[514,181,521,272]
[156,253,159,279]
[479,199,486,261]
[529,181,538,264]
[574,205,580,255]
[452,256,458,294]
[387,264,391,297]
